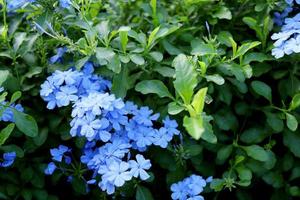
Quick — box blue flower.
[272,5,300,58]
[52,69,80,86]
[45,162,57,175]
[102,160,133,187]
[55,86,78,106]
[0,152,16,167]
[152,127,172,148]
[0,102,24,122]
[40,80,55,97]
[6,0,35,11]
[59,0,72,8]
[49,47,67,64]
[133,106,159,126]
[129,154,151,180]
[171,181,189,200]
[285,0,300,5]
[171,175,211,200]
[83,62,95,75]
[50,145,71,162]
[186,175,207,196]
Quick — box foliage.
[0,0,300,199]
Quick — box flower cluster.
[40,62,111,109]
[0,152,16,168]
[272,0,300,58]
[171,175,212,200]
[6,0,71,11]
[41,62,180,195]
[6,0,35,11]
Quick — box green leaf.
[217,31,235,48]
[183,116,204,140]
[240,127,268,144]
[217,145,233,163]
[210,179,225,192]
[0,70,10,86]
[112,67,130,98]
[149,51,163,62]
[234,41,261,59]
[251,80,272,101]
[284,130,300,158]
[0,144,24,157]
[286,113,298,131]
[206,74,225,85]
[107,55,121,73]
[119,26,130,53]
[136,186,154,200]
[10,91,22,104]
[191,40,217,56]
[33,128,48,146]
[191,87,207,114]
[236,165,252,181]
[162,39,182,55]
[289,93,300,111]
[266,112,284,132]
[130,54,145,65]
[214,109,238,131]
[0,123,15,146]
[13,32,26,52]
[147,27,160,48]
[242,145,269,162]
[173,54,198,104]
[243,52,272,64]
[135,80,173,99]
[95,47,117,70]
[202,114,217,144]
[12,110,38,137]
[213,6,232,20]
[168,102,184,115]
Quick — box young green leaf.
[289,93,300,111]
[147,27,160,49]
[119,26,131,53]
[234,41,261,59]
[173,54,197,104]
[0,123,15,146]
[10,91,22,104]
[183,116,204,140]
[135,80,173,99]
[191,87,208,114]
[286,113,298,131]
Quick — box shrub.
[0,0,300,199]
